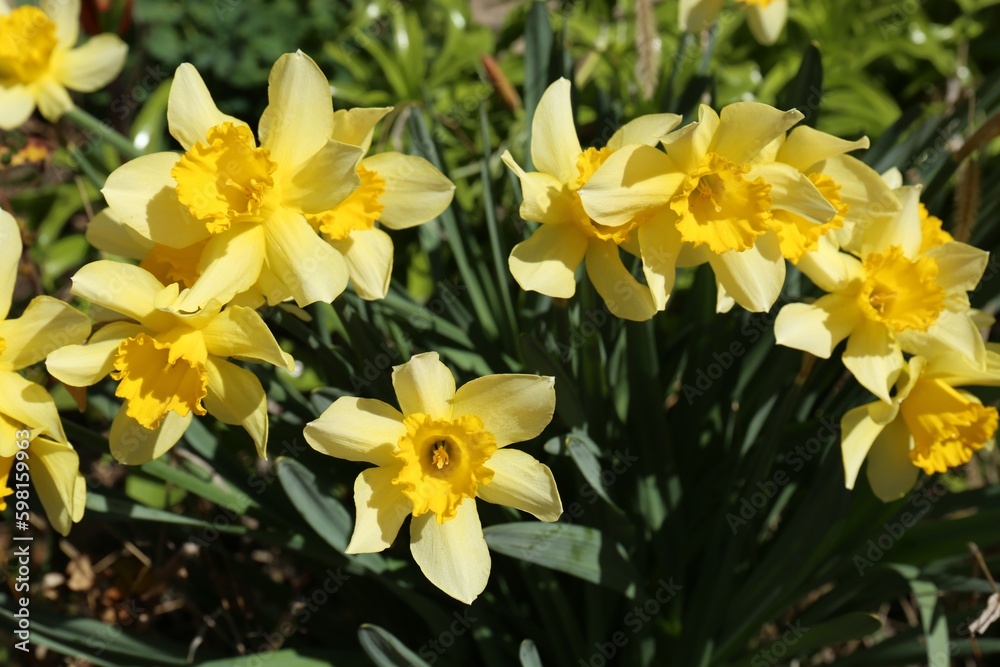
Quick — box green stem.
[62,106,144,161]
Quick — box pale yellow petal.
[679,0,723,32]
[745,0,788,46]
[364,152,455,230]
[502,152,579,225]
[750,162,836,223]
[304,397,404,467]
[36,80,74,121]
[866,416,919,502]
[45,321,143,387]
[345,467,411,554]
[392,352,456,420]
[282,139,363,214]
[0,370,65,440]
[262,209,348,307]
[0,84,35,130]
[606,113,682,150]
[0,296,90,371]
[410,498,490,604]
[796,238,864,292]
[777,125,869,173]
[660,105,719,174]
[85,208,153,259]
[707,231,785,312]
[840,404,886,490]
[172,224,265,313]
[337,227,393,301]
[478,449,562,521]
[30,436,81,536]
[925,242,988,292]
[774,292,861,359]
[70,261,172,330]
[102,152,211,249]
[258,51,333,171]
[200,305,292,369]
[585,239,658,321]
[638,211,682,310]
[579,144,683,228]
[109,408,190,465]
[509,223,588,299]
[531,78,582,183]
[58,35,128,92]
[843,320,904,403]
[859,186,921,259]
[713,102,802,165]
[204,357,268,458]
[331,106,392,152]
[41,0,79,46]
[452,374,555,447]
[897,309,986,369]
[0,209,22,319]
[167,63,248,150]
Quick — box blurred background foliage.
[5,0,1000,666]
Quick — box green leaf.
[358,624,432,667]
[565,431,621,511]
[777,42,824,126]
[483,522,636,597]
[734,613,881,666]
[523,0,554,169]
[194,650,352,667]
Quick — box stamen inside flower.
[172,123,277,234]
[670,152,773,254]
[0,7,57,84]
[308,164,386,241]
[771,172,848,262]
[900,378,999,474]
[393,413,497,524]
[140,239,209,289]
[858,245,945,332]
[111,331,209,430]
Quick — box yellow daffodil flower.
[841,352,1000,501]
[775,187,988,401]
[307,106,455,300]
[0,210,90,534]
[304,352,562,604]
[580,102,836,313]
[679,0,788,45]
[0,0,127,129]
[501,78,683,320]
[46,261,294,464]
[101,52,364,313]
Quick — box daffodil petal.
[46,321,144,387]
[660,105,719,174]
[774,293,861,358]
[200,305,292,369]
[29,436,81,536]
[258,51,333,171]
[102,152,210,249]
[707,231,785,313]
[0,370,65,440]
[72,472,85,522]
[283,139,363,214]
[478,449,562,521]
[58,35,128,92]
[0,296,90,370]
[263,209,348,307]
[337,227,393,301]
[865,416,919,502]
[579,144,683,228]
[305,397,404,467]
[679,0,723,32]
[41,0,79,46]
[585,240,658,321]
[85,209,153,259]
[109,408,190,465]
[638,212,682,311]
[204,357,268,459]
[750,162,837,223]
[713,103,802,165]
[607,113,682,150]
[777,125,869,173]
[0,84,35,131]
[843,321,904,403]
[925,242,988,292]
[452,374,555,447]
[840,404,886,490]
[364,152,455,230]
[392,352,456,421]
[410,498,490,604]
[331,106,392,152]
[821,155,900,232]
[745,0,788,46]
[898,309,986,369]
[70,261,171,330]
[346,467,411,554]
[860,185,921,258]
[172,224,265,313]
[532,78,582,183]
[502,152,579,225]
[36,80,73,121]
[168,63,248,150]
[0,209,22,319]
[509,223,587,299]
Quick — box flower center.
[110,331,209,430]
[918,203,954,253]
[858,245,945,332]
[140,239,209,289]
[392,413,497,524]
[570,146,644,244]
[770,172,848,263]
[0,7,57,84]
[670,152,773,254]
[172,123,277,234]
[899,377,999,474]
[308,164,386,241]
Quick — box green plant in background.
[3,1,1000,667]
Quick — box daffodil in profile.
[0,0,128,129]
[305,352,562,604]
[101,52,364,313]
[501,78,683,320]
[841,352,1000,501]
[678,0,787,45]
[0,210,91,534]
[47,261,294,464]
[774,187,988,402]
[306,106,455,300]
[580,102,836,313]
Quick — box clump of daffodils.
[305,352,562,603]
